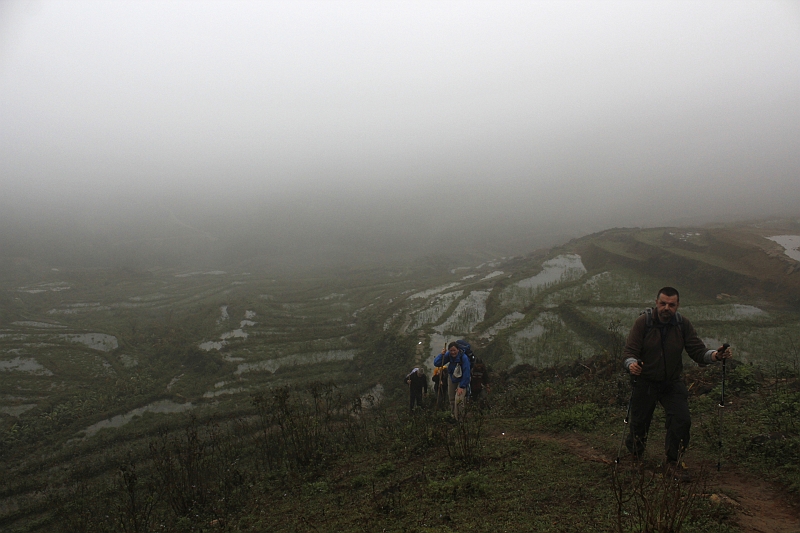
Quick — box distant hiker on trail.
[434,342,471,421]
[623,287,732,475]
[405,367,428,412]
[470,358,490,410]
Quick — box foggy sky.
[1,1,799,266]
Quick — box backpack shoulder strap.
[644,307,653,328]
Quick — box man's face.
[655,293,679,323]
[448,346,459,357]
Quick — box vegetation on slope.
[2,218,800,531]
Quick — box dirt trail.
[491,429,800,533]
[707,466,800,533]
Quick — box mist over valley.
[2,1,800,530]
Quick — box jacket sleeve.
[623,315,646,371]
[433,353,443,367]
[682,318,715,365]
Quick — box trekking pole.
[615,360,643,464]
[717,343,730,471]
[437,342,446,411]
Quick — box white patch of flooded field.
[119,354,138,368]
[542,270,649,306]
[0,357,53,375]
[59,333,118,352]
[433,290,491,335]
[200,309,257,350]
[383,312,400,331]
[200,341,226,351]
[203,387,247,398]
[408,282,461,300]
[0,404,37,417]
[166,375,183,391]
[668,231,702,242]
[221,329,247,340]
[411,291,463,331]
[480,312,526,340]
[48,303,112,315]
[234,349,356,374]
[500,254,587,310]
[0,334,27,342]
[174,271,227,278]
[767,235,800,262]
[318,293,345,300]
[11,321,66,329]
[17,282,71,294]
[481,271,504,280]
[80,400,194,438]
[245,310,256,319]
[516,254,586,290]
[680,304,769,321]
[509,312,592,368]
[128,293,167,302]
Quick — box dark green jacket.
[623,310,714,382]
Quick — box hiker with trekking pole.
[621,287,732,480]
[434,342,471,422]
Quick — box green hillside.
[1,218,799,531]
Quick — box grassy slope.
[2,218,800,531]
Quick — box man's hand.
[629,360,643,376]
[713,345,732,361]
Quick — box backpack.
[641,308,683,337]
[454,339,475,366]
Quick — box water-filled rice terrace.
[3,235,799,447]
[3,223,800,531]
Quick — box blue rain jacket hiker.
[433,350,471,389]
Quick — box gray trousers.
[447,380,467,420]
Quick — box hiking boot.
[665,461,692,483]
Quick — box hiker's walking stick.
[615,360,643,464]
[717,343,730,471]
[437,342,446,411]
